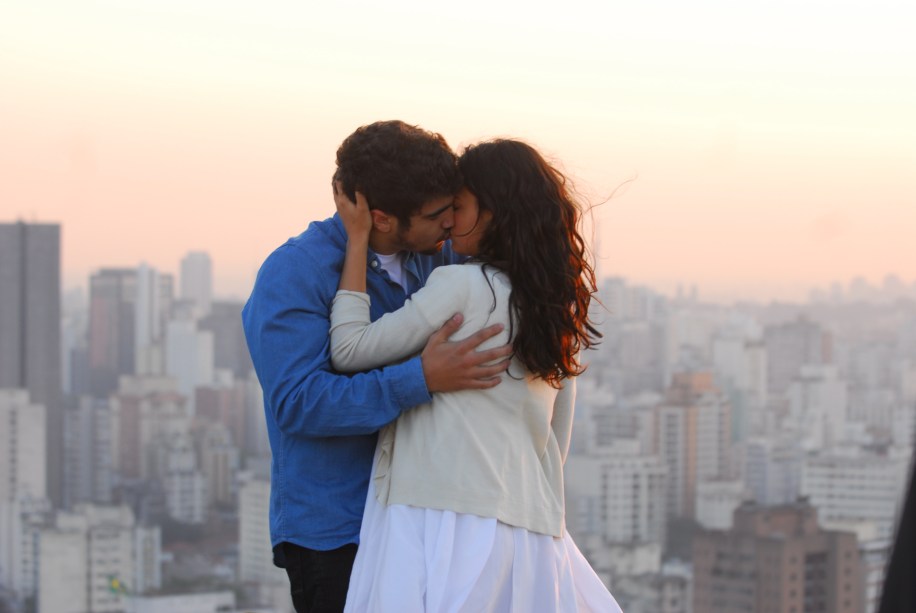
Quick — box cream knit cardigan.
[329,263,575,538]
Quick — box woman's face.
[449,188,491,256]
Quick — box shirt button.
[370,260,379,268]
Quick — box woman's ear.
[371,209,392,233]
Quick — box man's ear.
[371,209,393,233]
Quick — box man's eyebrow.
[423,202,454,219]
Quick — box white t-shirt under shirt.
[375,251,407,292]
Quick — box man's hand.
[421,314,513,393]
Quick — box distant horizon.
[51,248,916,307]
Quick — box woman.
[330,139,622,612]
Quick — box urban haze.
[0,220,913,612]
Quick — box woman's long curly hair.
[458,139,601,387]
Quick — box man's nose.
[441,209,455,229]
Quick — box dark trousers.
[279,541,358,613]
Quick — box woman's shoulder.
[431,262,508,288]
[428,262,481,282]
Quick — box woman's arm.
[330,268,468,372]
[550,377,577,464]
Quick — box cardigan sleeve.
[550,377,577,464]
[329,265,469,372]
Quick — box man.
[242,120,510,612]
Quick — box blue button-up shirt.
[242,214,459,552]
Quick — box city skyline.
[46,242,916,307]
[1,218,912,611]
[2,1,915,303]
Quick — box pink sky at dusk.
[2,0,914,303]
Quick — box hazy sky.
[2,0,914,302]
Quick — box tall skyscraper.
[0,221,62,505]
[179,251,213,318]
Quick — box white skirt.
[344,477,623,612]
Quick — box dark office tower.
[199,300,254,378]
[88,268,137,397]
[693,501,862,613]
[0,221,63,506]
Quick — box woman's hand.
[334,180,371,293]
[334,181,372,243]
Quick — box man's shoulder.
[289,216,345,252]
[246,217,345,304]
[265,217,345,266]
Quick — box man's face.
[392,195,455,255]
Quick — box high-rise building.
[61,286,89,396]
[199,300,253,378]
[566,439,667,544]
[165,318,214,411]
[243,371,270,458]
[88,268,138,397]
[88,267,173,397]
[196,423,239,507]
[180,251,213,318]
[712,335,768,437]
[0,389,47,503]
[238,472,286,585]
[744,436,803,506]
[801,448,910,539]
[195,380,244,438]
[786,364,848,451]
[63,397,113,507]
[764,317,832,396]
[110,376,190,481]
[0,221,62,505]
[37,504,160,612]
[653,372,732,519]
[154,432,207,524]
[0,389,48,600]
[692,501,862,613]
[134,264,173,377]
[695,479,748,530]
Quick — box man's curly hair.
[334,120,462,227]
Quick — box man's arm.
[243,245,508,438]
[330,267,511,384]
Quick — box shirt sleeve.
[329,266,469,372]
[241,244,432,438]
[550,377,577,464]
